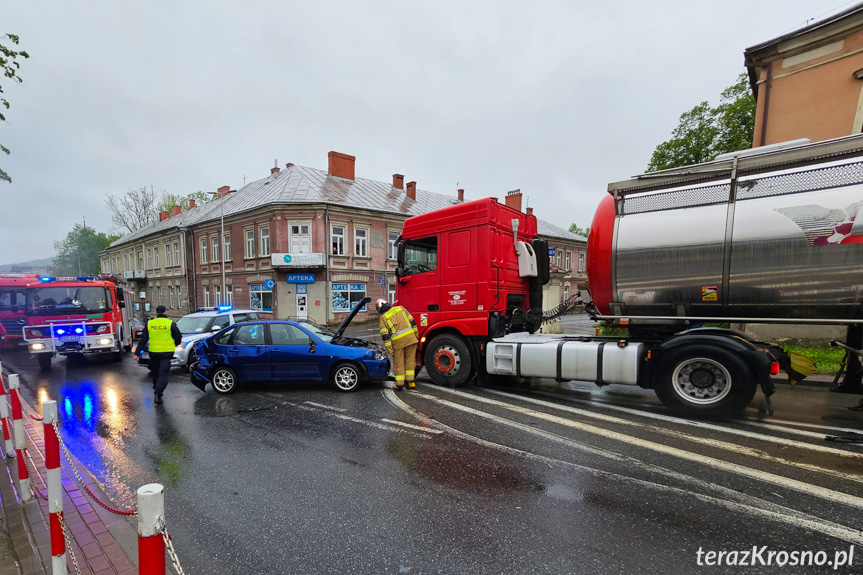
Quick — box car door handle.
[427,304,438,311]
[228,349,238,354]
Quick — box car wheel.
[211,366,238,394]
[332,362,362,392]
[652,346,756,420]
[424,334,473,388]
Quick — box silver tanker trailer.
[486,134,863,418]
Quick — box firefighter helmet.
[375,299,391,314]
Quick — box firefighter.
[376,299,418,391]
[133,305,181,404]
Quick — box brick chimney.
[189,199,196,209]
[393,174,404,189]
[526,207,533,216]
[159,211,169,222]
[504,190,523,212]
[406,181,417,201]
[170,205,182,217]
[457,189,464,202]
[328,151,355,180]
[285,163,294,168]
[271,166,280,175]
[217,185,230,198]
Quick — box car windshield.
[26,286,110,316]
[176,316,214,334]
[299,320,336,343]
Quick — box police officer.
[134,305,181,404]
[376,299,418,391]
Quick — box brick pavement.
[1,370,140,575]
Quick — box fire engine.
[0,273,38,347]
[23,274,135,370]
[395,135,863,418]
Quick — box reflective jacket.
[379,306,418,352]
[146,317,179,353]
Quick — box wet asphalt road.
[2,336,863,575]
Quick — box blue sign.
[282,254,293,263]
[286,273,315,284]
[264,279,275,290]
[297,284,307,294]
[548,248,556,256]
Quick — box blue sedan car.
[189,298,390,394]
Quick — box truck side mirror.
[395,266,405,278]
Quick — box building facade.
[745,4,863,145]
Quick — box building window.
[250,283,272,312]
[563,284,570,302]
[578,252,585,273]
[154,247,160,268]
[203,285,210,308]
[138,251,144,270]
[165,244,172,267]
[388,285,395,304]
[388,231,399,260]
[173,242,180,267]
[226,284,233,306]
[123,254,128,272]
[354,228,367,257]
[169,286,174,308]
[332,283,367,312]
[245,229,255,259]
[331,225,345,256]
[200,238,208,264]
[147,248,153,269]
[289,223,311,253]
[260,226,270,257]
[556,248,562,268]
[565,250,571,272]
[223,234,231,262]
[211,236,220,263]
[177,285,182,310]
[214,284,222,306]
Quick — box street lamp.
[208,189,233,307]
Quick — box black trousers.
[149,352,173,397]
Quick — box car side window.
[270,324,309,345]
[215,327,236,345]
[234,324,265,346]
[233,313,251,323]
[211,315,231,330]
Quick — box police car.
[137,306,261,369]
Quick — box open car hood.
[332,297,372,340]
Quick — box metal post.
[137,483,166,575]
[220,199,226,307]
[0,361,14,457]
[43,400,66,574]
[8,374,30,501]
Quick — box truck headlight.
[30,343,46,351]
[96,337,113,345]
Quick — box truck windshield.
[27,286,110,316]
[401,237,438,276]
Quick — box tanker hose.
[513,294,583,326]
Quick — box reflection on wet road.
[2,348,862,574]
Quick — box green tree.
[155,190,212,214]
[52,225,119,276]
[568,223,590,238]
[646,73,755,172]
[1,33,30,183]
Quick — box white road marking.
[283,401,432,439]
[382,389,863,545]
[419,388,863,510]
[304,401,347,412]
[735,418,863,437]
[489,388,863,457]
[380,419,443,434]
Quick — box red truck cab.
[396,197,548,386]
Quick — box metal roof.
[537,218,586,242]
[111,164,461,247]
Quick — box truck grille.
[0,317,24,337]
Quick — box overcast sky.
[0,0,846,263]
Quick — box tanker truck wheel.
[37,354,52,371]
[652,346,756,420]
[424,334,473,388]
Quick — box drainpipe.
[179,227,194,313]
[325,205,330,324]
[759,63,772,147]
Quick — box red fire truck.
[22,274,136,370]
[0,274,39,348]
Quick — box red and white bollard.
[0,362,15,457]
[8,374,30,502]
[138,483,166,575]
[43,400,66,575]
